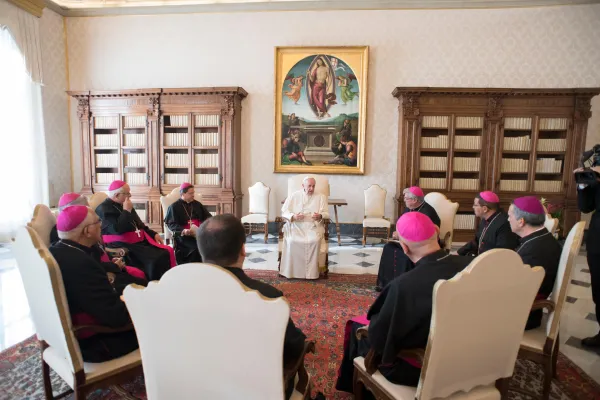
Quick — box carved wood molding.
[392,87,600,98]
[147,96,160,118]
[161,87,248,98]
[220,95,235,118]
[486,96,503,119]
[7,0,45,17]
[574,95,593,120]
[399,94,420,118]
[76,98,90,119]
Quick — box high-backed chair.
[517,221,585,400]
[544,214,559,238]
[424,192,459,252]
[276,174,330,276]
[123,263,314,399]
[160,188,203,244]
[12,226,142,399]
[362,185,390,246]
[241,182,271,243]
[89,192,108,211]
[353,249,545,400]
[27,204,57,248]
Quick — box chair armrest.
[283,340,316,383]
[356,326,369,340]
[531,299,555,312]
[73,323,134,335]
[275,217,287,240]
[440,231,451,251]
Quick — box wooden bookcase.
[68,87,247,231]
[393,87,600,241]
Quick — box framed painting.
[274,46,368,174]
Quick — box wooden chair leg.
[42,359,54,400]
[353,368,364,400]
[542,356,553,400]
[264,223,268,244]
[552,334,559,378]
[362,227,367,247]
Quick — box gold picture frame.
[274,46,368,175]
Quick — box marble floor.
[1,235,599,384]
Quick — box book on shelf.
[194,132,220,147]
[451,179,478,190]
[96,173,119,184]
[421,135,448,149]
[453,157,480,172]
[539,118,568,131]
[95,134,119,147]
[165,173,190,185]
[499,180,527,191]
[501,158,529,173]
[421,116,449,129]
[123,115,146,129]
[454,135,481,150]
[169,115,188,127]
[194,154,219,168]
[123,134,146,147]
[94,116,119,129]
[95,154,119,168]
[536,158,562,173]
[125,173,147,185]
[419,177,446,190]
[165,132,189,147]
[455,116,483,129]
[504,117,532,130]
[195,114,220,127]
[453,214,476,230]
[195,174,220,186]
[420,156,447,171]
[537,139,567,152]
[165,153,190,168]
[503,136,531,151]
[533,180,562,192]
[124,153,146,168]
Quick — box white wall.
[41,8,70,206]
[65,5,600,222]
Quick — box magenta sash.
[103,230,176,268]
[99,249,146,279]
[184,219,201,230]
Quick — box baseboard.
[265,222,386,237]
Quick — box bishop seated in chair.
[49,206,141,362]
[95,180,175,281]
[457,191,519,257]
[280,176,329,280]
[376,186,440,291]
[164,182,212,264]
[508,196,562,330]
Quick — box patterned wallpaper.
[64,5,600,222]
[40,8,70,206]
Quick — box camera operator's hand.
[574,167,585,173]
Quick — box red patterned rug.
[0,272,599,399]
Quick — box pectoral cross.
[189,220,193,226]
[135,227,141,238]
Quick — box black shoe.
[375,286,382,292]
[582,333,600,347]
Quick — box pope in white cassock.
[280,177,329,279]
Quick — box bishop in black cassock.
[165,183,212,264]
[49,206,140,363]
[337,212,472,392]
[376,186,441,290]
[96,180,174,281]
[509,197,562,330]
[577,169,600,347]
[458,191,519,257]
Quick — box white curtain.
[0,26,48,242]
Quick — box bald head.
[196,214,246,267]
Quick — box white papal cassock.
[280,190,329,279]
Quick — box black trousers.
[79,330,139,363]
[587,222,600,326]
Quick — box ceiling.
[45,0,600,17]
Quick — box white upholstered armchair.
[123,263,314,399]
[362,185,390,246]
[241,182,271,243]
[353,249,544,400]
[424,192,459,252]
[276,174,330,277]
[88,192,108,211]
[13,226,141,399]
